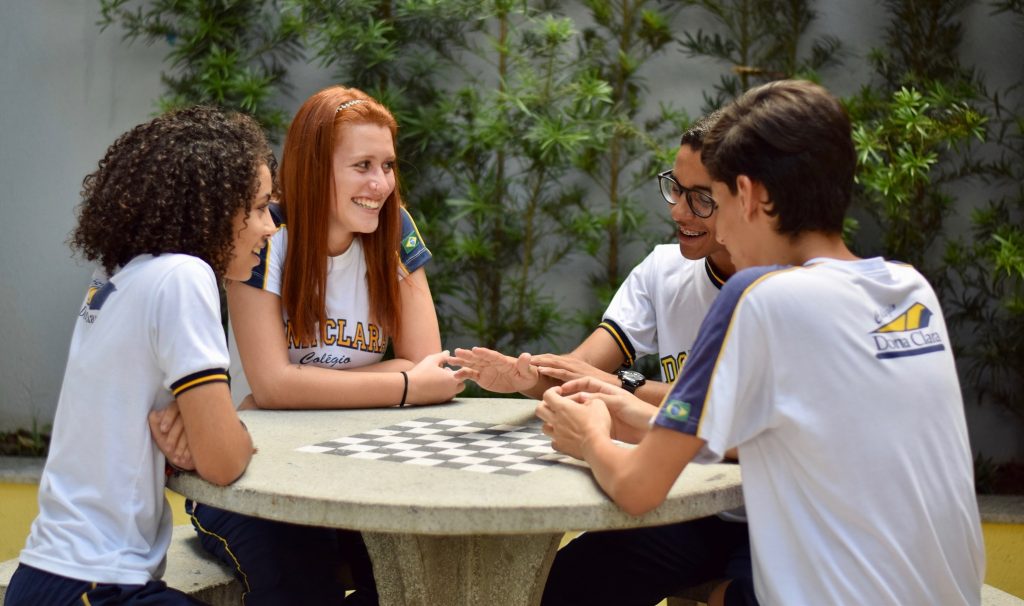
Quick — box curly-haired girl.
[6,106,275,605]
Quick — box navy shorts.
[4,563,203,605]
[542,514,757,606]
[186,500,378,605]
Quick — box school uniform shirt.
[20,254,230,585]
[600,245,725,382]
[655,257,985,606]
[244,205,431,368]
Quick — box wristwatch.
[617,369,646,394]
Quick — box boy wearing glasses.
[453,111,735,406]
[454,113,754,606]
[538,80,984,605]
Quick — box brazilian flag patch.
[661,399,692,423]
[402,234,419,253]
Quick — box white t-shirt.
[655,257,985,606]
[601,244,724,381]
[20,254,230,584]
[242,205,431,370]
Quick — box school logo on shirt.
[660,398,692,423]
[79,280,116,324]
[870,302,945,359]
[285,318,387,368]
[402,234,419,253]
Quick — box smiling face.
[669,145,728,262]
[327,122,397,255]
[226,164,276,281]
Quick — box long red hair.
[278,85,403,345]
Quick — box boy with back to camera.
[537,80,984,605]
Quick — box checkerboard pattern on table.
[296,417,582,476]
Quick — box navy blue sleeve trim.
[654,265,787,435]
[242,203,285,289]
[399,207,432,273]
[597,318,636,367]
[171,368,230,397]
[704,257,727,290]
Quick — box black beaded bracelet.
[399,371,409,407]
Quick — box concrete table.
[168,398,743,606]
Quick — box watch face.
[620,370,644,383]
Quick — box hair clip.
[336,99,366,113]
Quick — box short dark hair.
[679,109,723,151]
[701,80,855,236]
[71,106,274,278]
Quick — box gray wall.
[1,2,1021,460]
[0,1,166,430]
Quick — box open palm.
[451,347,539,393]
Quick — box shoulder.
[711,264,799,315]
[120,255,219,306]
[264,203,289,249]
[646,244,689,267]
[629,245,697,279]
[269,202,286,227]
[144,254,216,282]
[153,254,218,291]
[265,203,290,252]
[397,206,432,274]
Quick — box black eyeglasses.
[657,170,718,218]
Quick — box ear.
[734,175,768,223]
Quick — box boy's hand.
[559,377,656,444]
[536,386,612,460]
[450,347,539,393]
[530,353,618,386]
[149,402,195,471]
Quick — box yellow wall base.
[984,522,1024,597]
[2,483,1021,599]
[0,484,189,561]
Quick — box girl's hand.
[406,350,465,405]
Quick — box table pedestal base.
[363,532,562,606]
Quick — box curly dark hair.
[71,106,275,278]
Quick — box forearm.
[356,358,415,373]
[583,427,701,516]
[522,374,560,400]
[251,365,407,409]
[633,380,670,405]
[197,426,253,486]
[583,436,667,516]
[178,384,255,486]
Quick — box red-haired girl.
[189,86,463,604]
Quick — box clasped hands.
[450,347,657,460]
[536,376,657,459]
